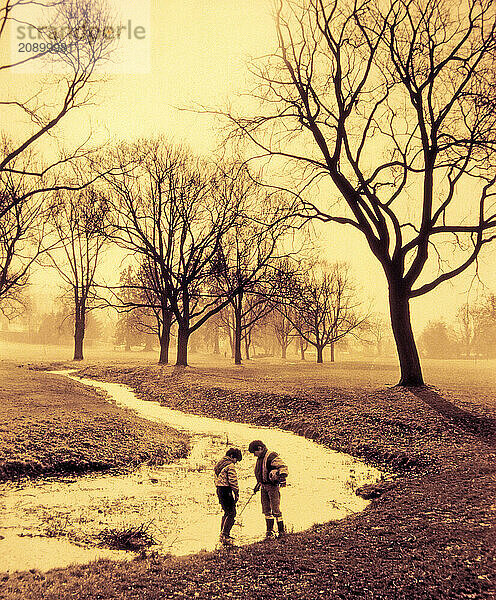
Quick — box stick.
[237,490,256,518]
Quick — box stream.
[0,371,383,573]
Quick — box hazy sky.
[4,0,495,332]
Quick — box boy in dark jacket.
[214,447,242,544]
[248,440,288,538]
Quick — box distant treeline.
[419,296,496,359]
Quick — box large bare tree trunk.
[158,329,170,364]
[176,326,190,366]
[389,287,424,386]
[73,311,85,361]
[316,346,323,364]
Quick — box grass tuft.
[97,522,157,552]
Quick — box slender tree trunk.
[158,310,173,364]
[330,341,335,362]
[281,342,287,359]
[316,345,323,364]
[234,296,243,365]
[388,286,424,386]
[228,323,234,358]
[213,323,220,354]
[124,313,132,350]
[73,309,85,361]
[234,312,242,364]
[176,326,190,366]
[299,337,306,361]
[143,337,154,351]
[245,334,250,360]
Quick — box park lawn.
[0,364,188,481]
[1,357,495,599]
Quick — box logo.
[10,0,151,75]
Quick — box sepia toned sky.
[3,0,495,332]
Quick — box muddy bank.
[0,366,188,482]
[73,364,493,475]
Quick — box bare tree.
[242,292,274,360]
[209,312,223,355]
[1,0,116,215]
[297,334,308,360]
[275,261,366,363]
[102,140,242,366]
[107,265,173,361]
[113,267,141,351]
[114,312,143,351]
[222,0,496,384]
[137,259,175,363]
[0,0,116,331]
[456,302,478,358]
[456,294,496,357]
[112,266,157,353]
[270,310,295,359]
[212,165,296,364]
[0,145,54,320]
[47,186,108,360]
[362,313,391,357]
[218,290,274,362]
[104,256,174,364]
[218,305,236,358]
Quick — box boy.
[214,447,242,544]
[248,440,288,538]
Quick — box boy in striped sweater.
[248,440,289,538]
[214,447,242,544]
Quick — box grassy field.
[0,345,495,599]
[0,363,188,481]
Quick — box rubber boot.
[277,519,285,537]
[265,517,275,539]
[219,534,234,545]
[223,513,235,539]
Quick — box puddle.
[0,371,382,573]
[0,531,130,573]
